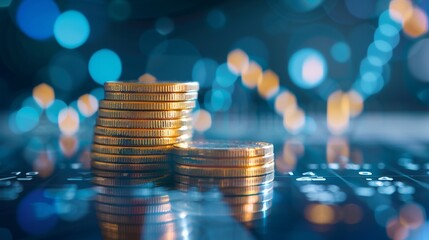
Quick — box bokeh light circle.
[330,42,351,63]
[192,58,218,88]
[54,10,90,49]
[89,49,122,85]
[408,39,429,82]
[215,63,238,88]
[46,100,67,124]
[15,107,40,133]
[155,17,174,36]
[16,0,60,40]
[288,48,327,89]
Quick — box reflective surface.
[1,116,429,240]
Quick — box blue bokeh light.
[204,89,232,112]
[155,17,174,35]
[192,58,218,88]
[367,41,392,66]
[17,189,58,235]
[330,42,351,63]
[22,97,42,115]
[46,100,67,124]
[89,49,122,85]
[374,25,400,48]
[378,10,402,31]
[16,0,60,40]
[90,88,105,100]
[206,9,226,29]
[14,107,40,133]
[54,10,90,49]
[215,63,238,88]
[359,72,384,96]
[288,48,328,89]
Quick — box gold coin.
[104,81,199,93]
[91,161,170,172]
[92,168,171,178]
[97,212,176,224]
[174,162,274,177]
[99,100,196,110]
[173,154,274,167]
[94,126,192,138]
[104,92,198,102]
[96,117,192,129]
[174,172,274,187]
[98,109,192,119]
[93,176,170,187]
[91,152,169,164]
[93,134,191,146]
[223,190,274,205]
[173,201,272,216]
[173,141,274,158]
[92,144,173,155]
[95,186,170,197]
[176,182,273,196]
[96,194,172,206]
[96,202,172,215]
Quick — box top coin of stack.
[172,140,274,222]
[91,81,199,179]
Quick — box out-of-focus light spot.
[59,135,78,157]
[375,205,397,227]
[32,83,55,109]
[367,41,392,66]
[399,203,426,229]
[192,58,218,88]
[289,48,327,89]
[17,190,58,235]
[330,42,350,63]
[359,72,384,95]
[54,11,90,49]
[227,49,249,75]
[379,10,403,31]
[215,63,238,88]
[275,91,297,115]
[33,151,54,178]
[346,91,364,117]
[22,97,43,114]
[283,108,305,134]
[327,137,349,166]
[205,89,232,112]
[375,24,400,48]
[16,0,60,40]
[276,139,304,173]
[345,0,386,19]
[360,57,383,77]
[46,99,67,124]
[327,91,349,135]
[89,49,122,85]
[58,107,80,136]
[241,61,262,89]
[403,7,428,38]
[108,0,131,21]
[206,9,226,29]
[77,94,98,117]
[387,218,409,240]
[305,204,336,225]
[258,70,279,99]
[408,39,429,82]
[192,109,212,132]
[0,0,11,7]
[155,17,174,36]
[49,50,87,90]
[343,204,363,224]
[138,73,157,83]
[14,107,40,133]
[389,0,413,24]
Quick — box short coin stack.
[172,141,275,222]
[91,81,199,182]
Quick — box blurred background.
[1,0,429,137]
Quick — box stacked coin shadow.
[90,82,198,240]
[172,141,275,222]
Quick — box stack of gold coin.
[91,81,199,182]
[172,141,275,222]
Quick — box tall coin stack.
[172,141,275,222]
[91,81,199,180]
[91,81,198,239]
